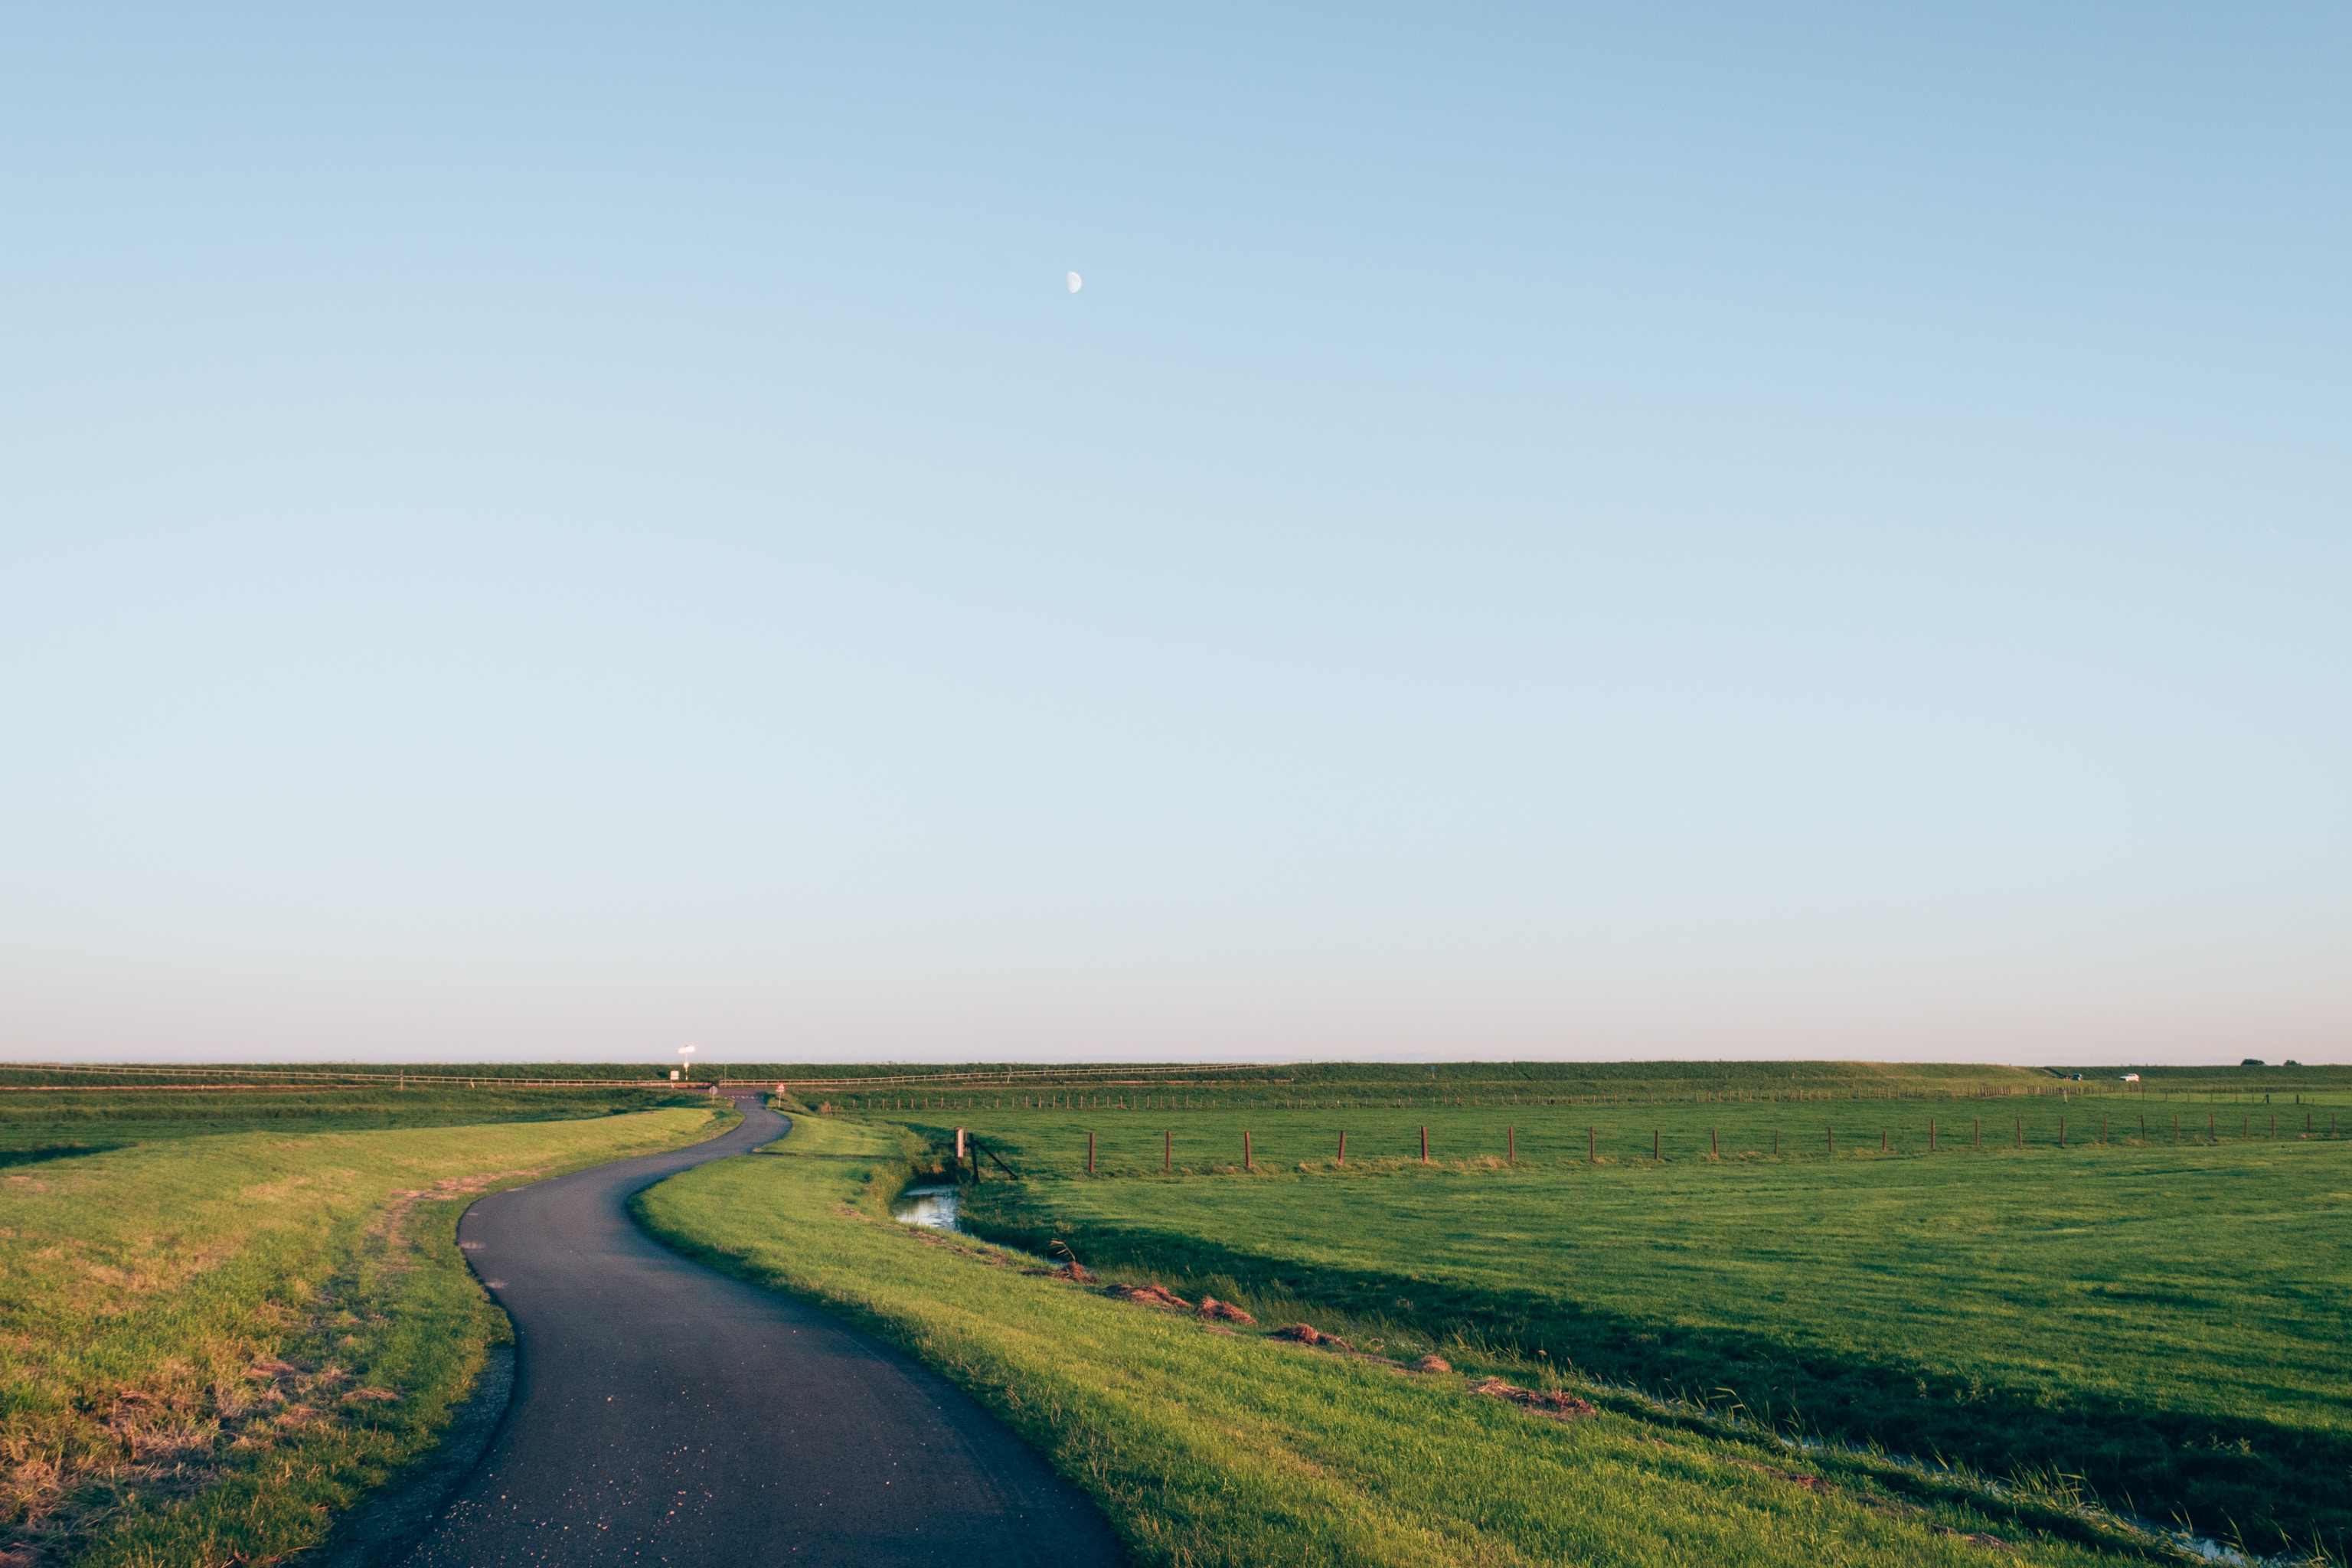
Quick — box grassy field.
[8,1063,2340,1563]
[18,1058,2350,1106]
[638,1109,2161,1568]
[767,1060,2073,1102]
[778,1058,2350,1100]
[917,1094,2352,1172]
[0,1085,701,1155]
[898,1100,2352,1559]
[799,1063,2352,1116]
[0,1088,731,1567]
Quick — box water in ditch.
[892,1184,962,1232]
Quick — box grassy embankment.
[30,1059,2349,1104]
[0,1083,700,1156]
[934,1100,2351,1560]
[639,1109,2184,1568]
[0,1087,731,1567]
[787,1059,2352,1109]
[18,1059,2342,1136]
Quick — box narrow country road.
[400,1096,1125,1566]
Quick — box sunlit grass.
[0,1100,731,1566]
[935,1102,2352,1557]
[639,1112,2152,1568]
[0,1084,697,1150]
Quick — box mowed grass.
[636,1111,2155,1568]
[0,1085,698,1154]
[936,1102,2352,1557]
[0,1095,732,1567]
[804,1060,2352,1116]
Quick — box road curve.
[400,1096,1125,1566]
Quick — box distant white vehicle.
[2120,1073,2141,1082]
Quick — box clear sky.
[2,5,2345,1066]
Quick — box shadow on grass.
[0,1143,124,1166]
[965,1202,2350,1558]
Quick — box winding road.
[400,1096,1125,1566]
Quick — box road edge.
[301,1342,514,1568]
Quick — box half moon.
[1067,271,1083,293]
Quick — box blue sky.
[2,5,2345,1064]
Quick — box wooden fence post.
[1588,1126,1596,1163]
[1828,1127,1835,1155]
[2015,1118,2022,1148]
[1508,1125,1516,1165]
[1419,1125,1429,1164]
[1087,1131,1095,1175]
[1244,1131,1253,1171]
[1338,1129,1346,1165]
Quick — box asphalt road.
[400,1096,1125,1566]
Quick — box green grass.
[763,1060,2071,1099]
[817,1071,2352,1118]
[8,1065,2339,1563]
[15,1057,2347,1109]
[635,1109,2183,1567]
[0,1086,701,1152]
[0,1096,733,1566]
[931,1102,2352,1558]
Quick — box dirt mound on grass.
[1723,1457,1831,1493]
[1053,1262,1098,1284]
[1468,1377,1596,1421]
[1196,1297,1256,1325]
[1105,1282,1190,1309]
[1270,1323,1356,1351]
[1410,1354,1451,1374]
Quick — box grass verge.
[635,1110,2168,1567]
[941,1105,2352,1559]
[0,1102,732,1566]
[0,1086,696,1152]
